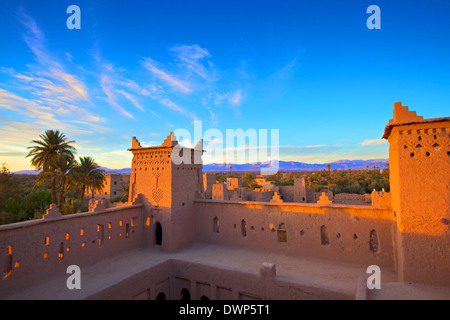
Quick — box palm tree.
[56,155,77,210]
[72,156,106,203]
[35,155,77,211]
[88,170,105,200]
[121,184,129,202]
[27,130,76,204]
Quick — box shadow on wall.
[395,230,450,286]
[89,258,355,300]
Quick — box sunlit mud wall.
[194,200,395,269]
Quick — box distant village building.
[88,173,130,200]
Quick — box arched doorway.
[278,223,287,242]
[156,292,166,300]
[155,222,162,245]
[180,288,191,300]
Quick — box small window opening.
[278,223,287,242]
[125,223,130,239]
[213,216,219,233]
[241,220,247,237]
[4,245,12,278]
[97,224,104,247]
[369,229,379,253]
[320,225,329,246]
[58,242,64,260]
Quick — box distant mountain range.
[202,159,389,172]
[13,159,388,175]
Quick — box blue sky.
[0,0,449,171]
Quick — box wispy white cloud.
[205,88,244,109]
[100,74,134,118]
[0,88,65,129]
[170,44,215,81]
[172,44,211,61]
[70,120,112,134]
[13,73,34,81]
[229,89,243,106]
[91,50,191,121]
[91,49,202,122]
[268,57,299,80]
[361,139,388,146]
[159,98,185,113]
[160,98,198,121]
[0,120,42,150]
[38,97,102,123]
[139,44,252,124]
[280,144,327,149]
[91,50,148,118]
[18,12,90,103]
[21,70,89,103]
[207,137,221,146]
[94,149,133,169]
[114,89,144,112]
[0,10,105,140]
[142,57,191,93]
[179,138,194,149]
[255,56,299,101]
[49,68,89,101]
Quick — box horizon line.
[11,158,389,173]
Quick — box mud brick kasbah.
[0,102,449,300]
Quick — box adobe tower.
[382,102,450,285]
[128,133,204,251]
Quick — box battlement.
[390,102,424,124]
[131,136,142,149]
[162,132,178,147]
[382,102,449,140]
